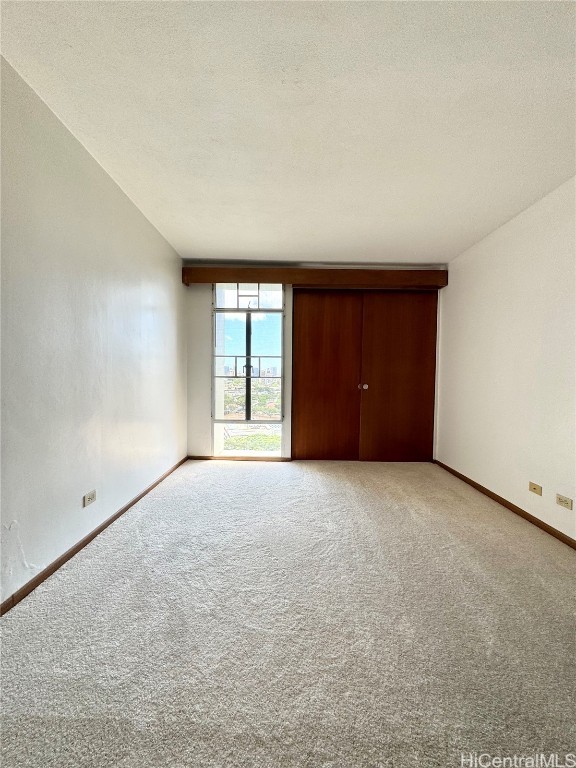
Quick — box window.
[213,283,284,457]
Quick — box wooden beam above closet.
[182,265,448,290]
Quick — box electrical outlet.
[83,490,96,507]
[529,482,542,496]
[556,494,573,511]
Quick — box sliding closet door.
[292,290,363,459]
[359,291,438,461]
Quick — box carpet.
[1,461,575,767]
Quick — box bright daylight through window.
[213,283,284,457]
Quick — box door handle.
[358,384,369,390]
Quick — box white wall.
[1,60,187,601]
[186,285,213,457]
[436,178,576,539]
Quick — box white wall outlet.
[529,482,542,496]
[556,494,573,511]
[83,490,96,507]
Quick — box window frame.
[212,284,285,426]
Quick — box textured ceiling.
[2,1,575,264]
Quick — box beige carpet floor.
[1,461,575,768]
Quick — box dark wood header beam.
[182,266,448,290]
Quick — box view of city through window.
[213,284,284,456]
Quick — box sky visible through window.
[217,313,281,357]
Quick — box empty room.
[1,2,575,767]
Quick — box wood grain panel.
[359,292,438,461]
[183,265,448,290]
[292,291,363,459]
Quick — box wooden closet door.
[292,290,363,459]
[359,291,438,461]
